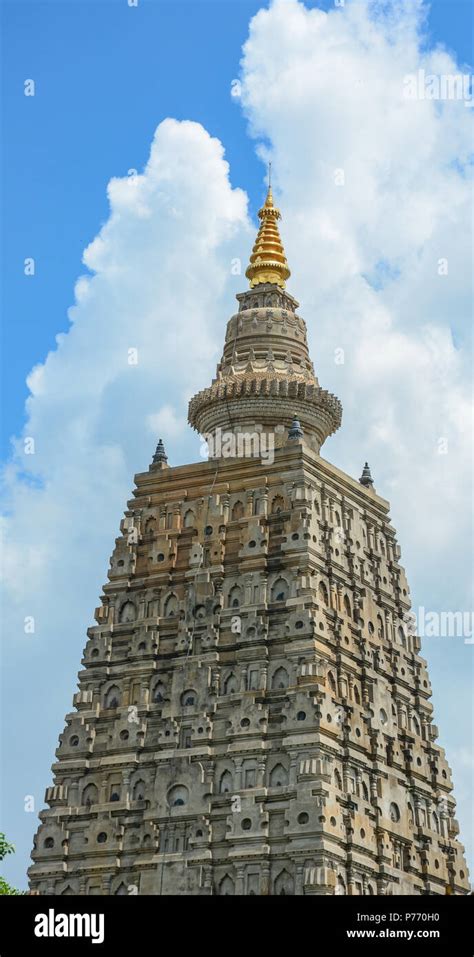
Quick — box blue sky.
[1,0,473,890]
[2,0,473,459]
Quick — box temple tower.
[28,188,469,896]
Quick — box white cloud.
[239,0,473,866]
[1,119,251,885]
[146,404,186,439]
[240,0,473,598]
[2,0,472,882]
[2,118,250,609]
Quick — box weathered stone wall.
[28,444,469,895]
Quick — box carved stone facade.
[28,190,469,896]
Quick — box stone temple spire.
[288,415,304,440]
[28,176,470,900]
[359,461,374,488]
[150,437,168,470]
[188,187,342,454]
[245,186,291,289]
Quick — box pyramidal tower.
[29,187,469,897]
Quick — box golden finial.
[245,175,291,289]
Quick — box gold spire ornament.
[245,185,291,289]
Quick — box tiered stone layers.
[188,285,342,453]
[28,444,469,896]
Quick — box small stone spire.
[151,438,168,469]
[359,462,374,488]
[288,415,304,440]
[245,185,291,289]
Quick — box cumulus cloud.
[2,118,250,605]
[2,0,472,882]
[238,2,472,596]
[239,0,472,863]
[1,118,251,883]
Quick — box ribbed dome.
[245,187,291,289]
